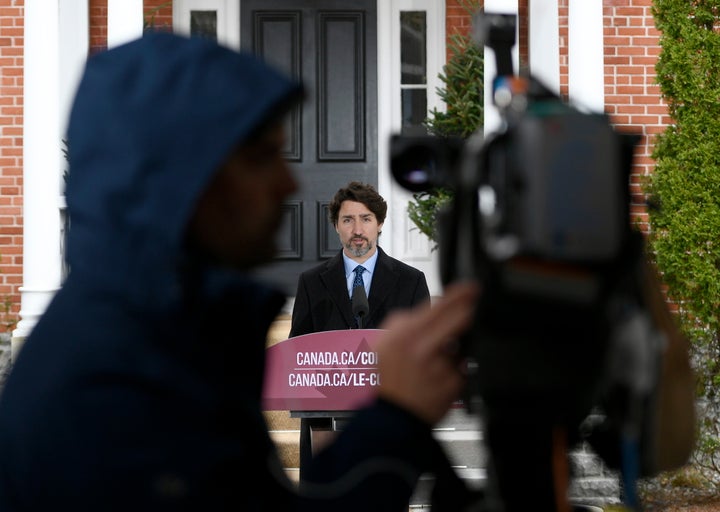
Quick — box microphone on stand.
[351,285,369,329]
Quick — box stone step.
[433,429,487,468]
[266,410,301,469]
[267,405,487,510]
[411,408,487,506]
[410,467,486,506]
[284,468,299,485]
[270,428,486,507]
[266,314,291,347]
[269,429,301,469]
[264,410,300,430]
[269,426,487,471]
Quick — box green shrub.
[646,0,720,484]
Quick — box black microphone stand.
[352,285,369,329]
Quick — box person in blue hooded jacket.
[0,32,480,511]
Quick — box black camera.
[391,12,658,512]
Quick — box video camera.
[391,11,662,511]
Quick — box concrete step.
[264,410,300,430]
[266,410,301,467]
[267,406,487,510]
[433,407,487,470]
[266,314,291,347]
[268,429,487,471]
[270,429,301,469]
[433,429,486,468]
[410,407,486,506]
[410,467,486,507]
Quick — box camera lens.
[390,135,462,192]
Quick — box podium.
[262,329,386,454]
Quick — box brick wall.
[89,0,107,54]
[446,0,476,62]
[0,0,23,335]
[145,0,173,32]
[601,0,664,233]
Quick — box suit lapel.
[367,248,398,324]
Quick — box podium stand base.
[309,424,335,455]
[292,412,355,473]
[308,415,352,454]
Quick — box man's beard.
[344,237,374,258]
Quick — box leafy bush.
[425,25,485,139]
[407,187,455,243]
[646,0,720,484]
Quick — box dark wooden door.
[241,0,378,295]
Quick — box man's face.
[187,123,297,268]
[335,200,383,260]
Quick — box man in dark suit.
[290,181,430,479]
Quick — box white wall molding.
[108,0,144,49]
[529,0,560,94]
[15,1,84,353]
[568,0,605,112]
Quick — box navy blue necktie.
[352,265,367,327]
[353,265,366,291]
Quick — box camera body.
[391,12,655,511]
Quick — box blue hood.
[64,32,303,308]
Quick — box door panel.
[242,0,377,295]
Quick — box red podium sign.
[262,329,385,411]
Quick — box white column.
[57,1,90,290]
[568,0,604,112]
[483,0,519,134]
[59,1,90,140]
[14,3,66,354]
[529,0,560,95]
[108,0,144,48]
[15,1,89,354]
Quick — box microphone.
[351,285,369,329]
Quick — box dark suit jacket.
[289,247,430,337]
